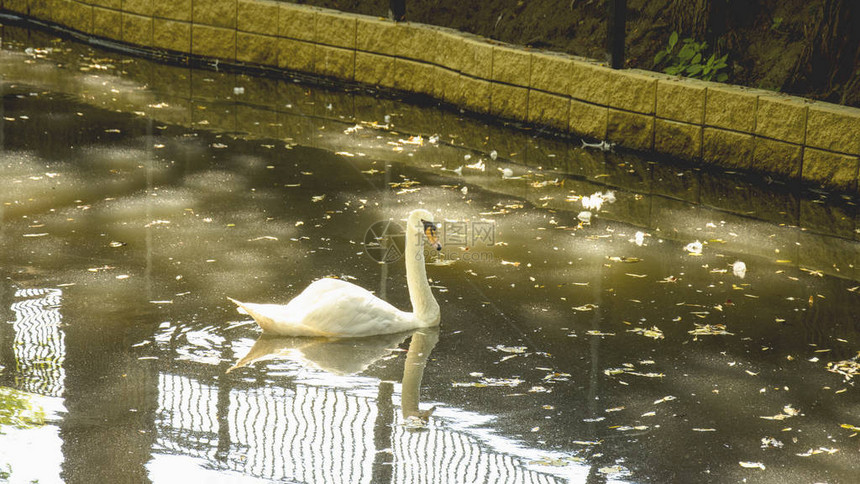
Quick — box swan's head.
[408,209,442,251]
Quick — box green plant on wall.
[654,32,729,82]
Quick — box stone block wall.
[2,0,859,193]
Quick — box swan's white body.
[229,209,441,337]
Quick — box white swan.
[229,209,442,337]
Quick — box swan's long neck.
[404,221,440,325]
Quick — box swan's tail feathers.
[227,297,294,335]
[227,297,250,315]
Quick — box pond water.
[1,21,858,484]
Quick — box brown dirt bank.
[290,0,860,108]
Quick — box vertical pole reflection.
[372,380,395,483]
[215,355,233,461]
[378,162,394,300]
[1,76,5,152]
[144,116,154,302]
[58,294,158,483]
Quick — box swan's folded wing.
[294,281,413,337]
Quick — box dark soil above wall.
[289,0,860,108]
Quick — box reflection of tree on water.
[0,386,45,432]
[0,386,46,482]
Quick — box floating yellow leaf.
[586,330,615,336]
[688,324,734,336]
[627,326,664,339]
[827,357,860,381]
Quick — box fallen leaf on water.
[452,377,523,388]
[692,428,716,432]
[586,330,615,336]
[614,425,649,431]
[688,324,734,336]
[500,260,520,267]
[489,345,527,354]
[761,437,784,449]
[627,326,664,340]
[311,195,325,202]
[760,405,801,420]
[827,356,860,381]
[739,461,766,470]
[800,267,824,277]
[573,304,598,312]
[529,457,569,467]
[654,395,676,404]
[597,465,628,476]
[543,372,571,383]
[608,256,642,263]
[796,447,839,457]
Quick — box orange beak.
[422,220,442,251]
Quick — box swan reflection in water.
[229,327,440,425]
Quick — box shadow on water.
[1,21,858,484]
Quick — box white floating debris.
[490,150,498,160]
[499,167,514,178]
[465,159,485,171]
[461,186,468,195]
[581,139,616,152]
[452,165,463,176]
[581,191,615,211]
[428,134,440,144]
[577,211,592,224]
[633,231,646,246]
[684,240,703,255]
[232,86,245,95]
[732,260,747,279]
